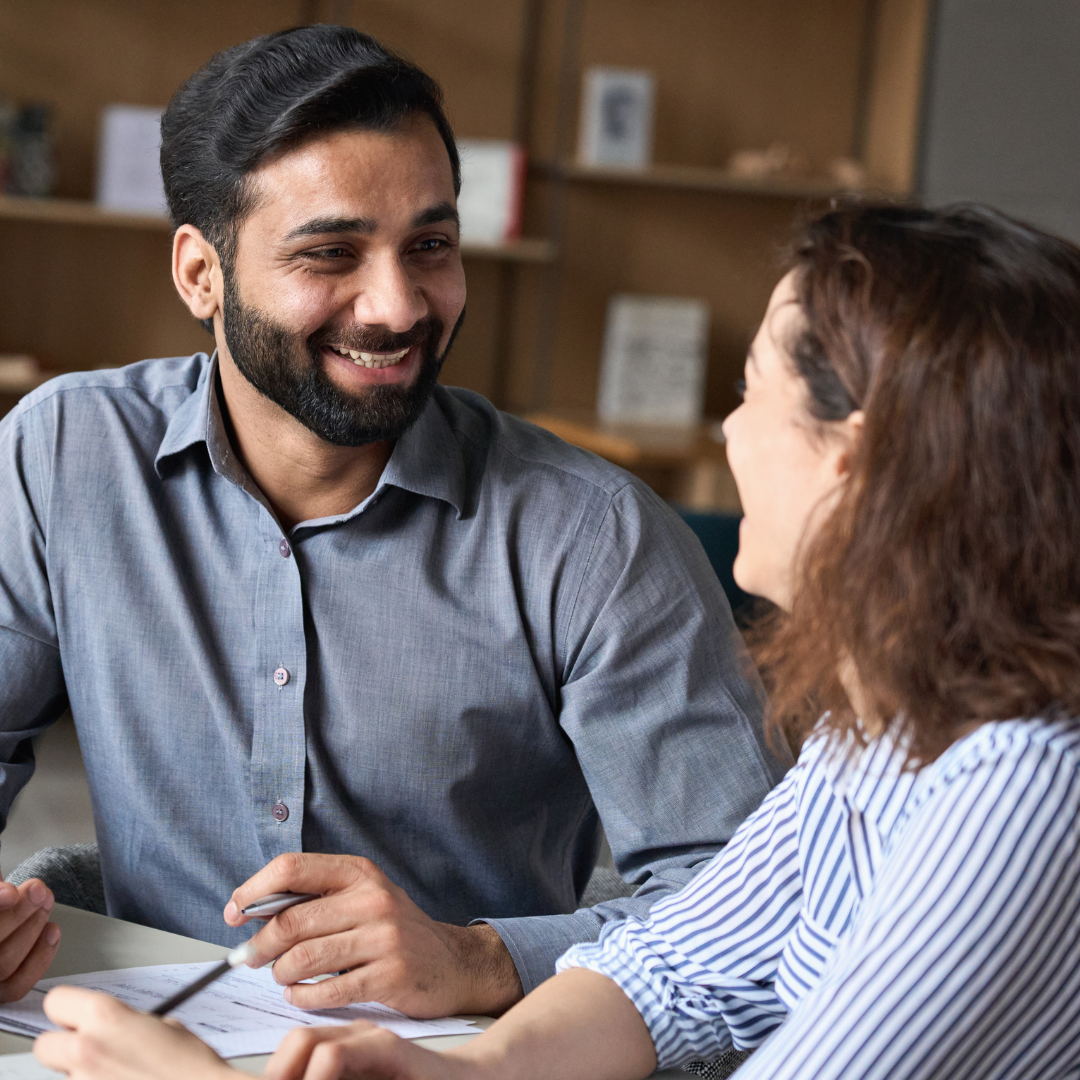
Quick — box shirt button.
[271,802,289,822]
[273,667,290,686]
[279,539,291,558]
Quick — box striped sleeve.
[735,737,1080,1080]
[557,764,803,1065]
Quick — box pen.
[150,941,257,1017]
[241,891,321,918]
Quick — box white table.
[0,904,686,1077]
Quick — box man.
[0,25,787,1018]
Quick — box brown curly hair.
[754,203,1080,763]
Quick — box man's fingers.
[0,880,54,941]
[0,917,60,1001]
[246,897,386,971]
[225,853,377,926]
[0,906,48,979]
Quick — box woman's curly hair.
[754,203,1080,763]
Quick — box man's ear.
[172,224,222,324]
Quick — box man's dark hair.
[160,24,459,295]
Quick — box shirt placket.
[250,515,308,863]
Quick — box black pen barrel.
[150,959,232,1017]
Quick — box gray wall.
[920,0,1080,242]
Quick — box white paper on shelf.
[0,1053,63,1079]
[95,104,167,214]
[577,67,655,169]
[456,139,526,244]
[0,963,476,1060]
[598,294,709,425]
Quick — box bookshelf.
[540,161,866,201]
[0,0,932,509]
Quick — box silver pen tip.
[226,940,257,968]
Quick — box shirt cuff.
[473,910,604,995]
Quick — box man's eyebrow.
[282,216,376,241]
[411,201,459,230]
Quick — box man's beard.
[221,272,462,447]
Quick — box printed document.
[0,962,477,1059]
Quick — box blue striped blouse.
[558,717,1080,1078]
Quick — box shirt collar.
[375,386,468,520]
[155,354,468,519]
[154,352,217,477]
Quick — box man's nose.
[349,250,428,332]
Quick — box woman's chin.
[732,556,786,612]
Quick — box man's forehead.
[243,117,456,233]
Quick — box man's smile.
[327,344,410,370]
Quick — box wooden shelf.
[0,195,555,263]
[524,409,740,512]
[0,194,173,230]
[538,161,891,201]
[460,237,555,263]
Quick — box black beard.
[221,272,462,447]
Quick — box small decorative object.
[96,104,167,214]
[9,103,55,197]
[0,355,43,393]
[578,67,655,169]
[598,294,710,426]
[727,142,808,181]
[828,156,868,189]
[455,139,527,245]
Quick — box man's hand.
[224,854,523,1018]
[0,878,60,1002]
[34,986,236,1080]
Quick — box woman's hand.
[34,986,236,1080]
[265,1023,480,1080]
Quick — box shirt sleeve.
[0,399,68,833]
[734,736,1080,1080]
[484,481,794,993]
[556,766,803,1065]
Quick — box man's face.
[219,116,466,446]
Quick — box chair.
[8,841,105,915]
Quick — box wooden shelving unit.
[539,161,878,201]
[0,0,933,509]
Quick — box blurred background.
[1,0,1078,877]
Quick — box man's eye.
[314,247,350,259]
[413,238,448,253]
[734,378,747,399]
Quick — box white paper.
[598,294,709,425]
[456,139,525,244]
[95,104,167,214]
[578,67,655,169]
[0,1054,63,1079]
[0,963,476,1060]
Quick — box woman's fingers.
[37,987,236,1080]
[266,1022,469,1080]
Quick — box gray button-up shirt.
[0,353,789,992]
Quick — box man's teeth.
[329,346,410,369]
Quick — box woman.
[36,203,1080,1079]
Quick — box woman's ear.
[833,409,865,479]
[172,224,222,325]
